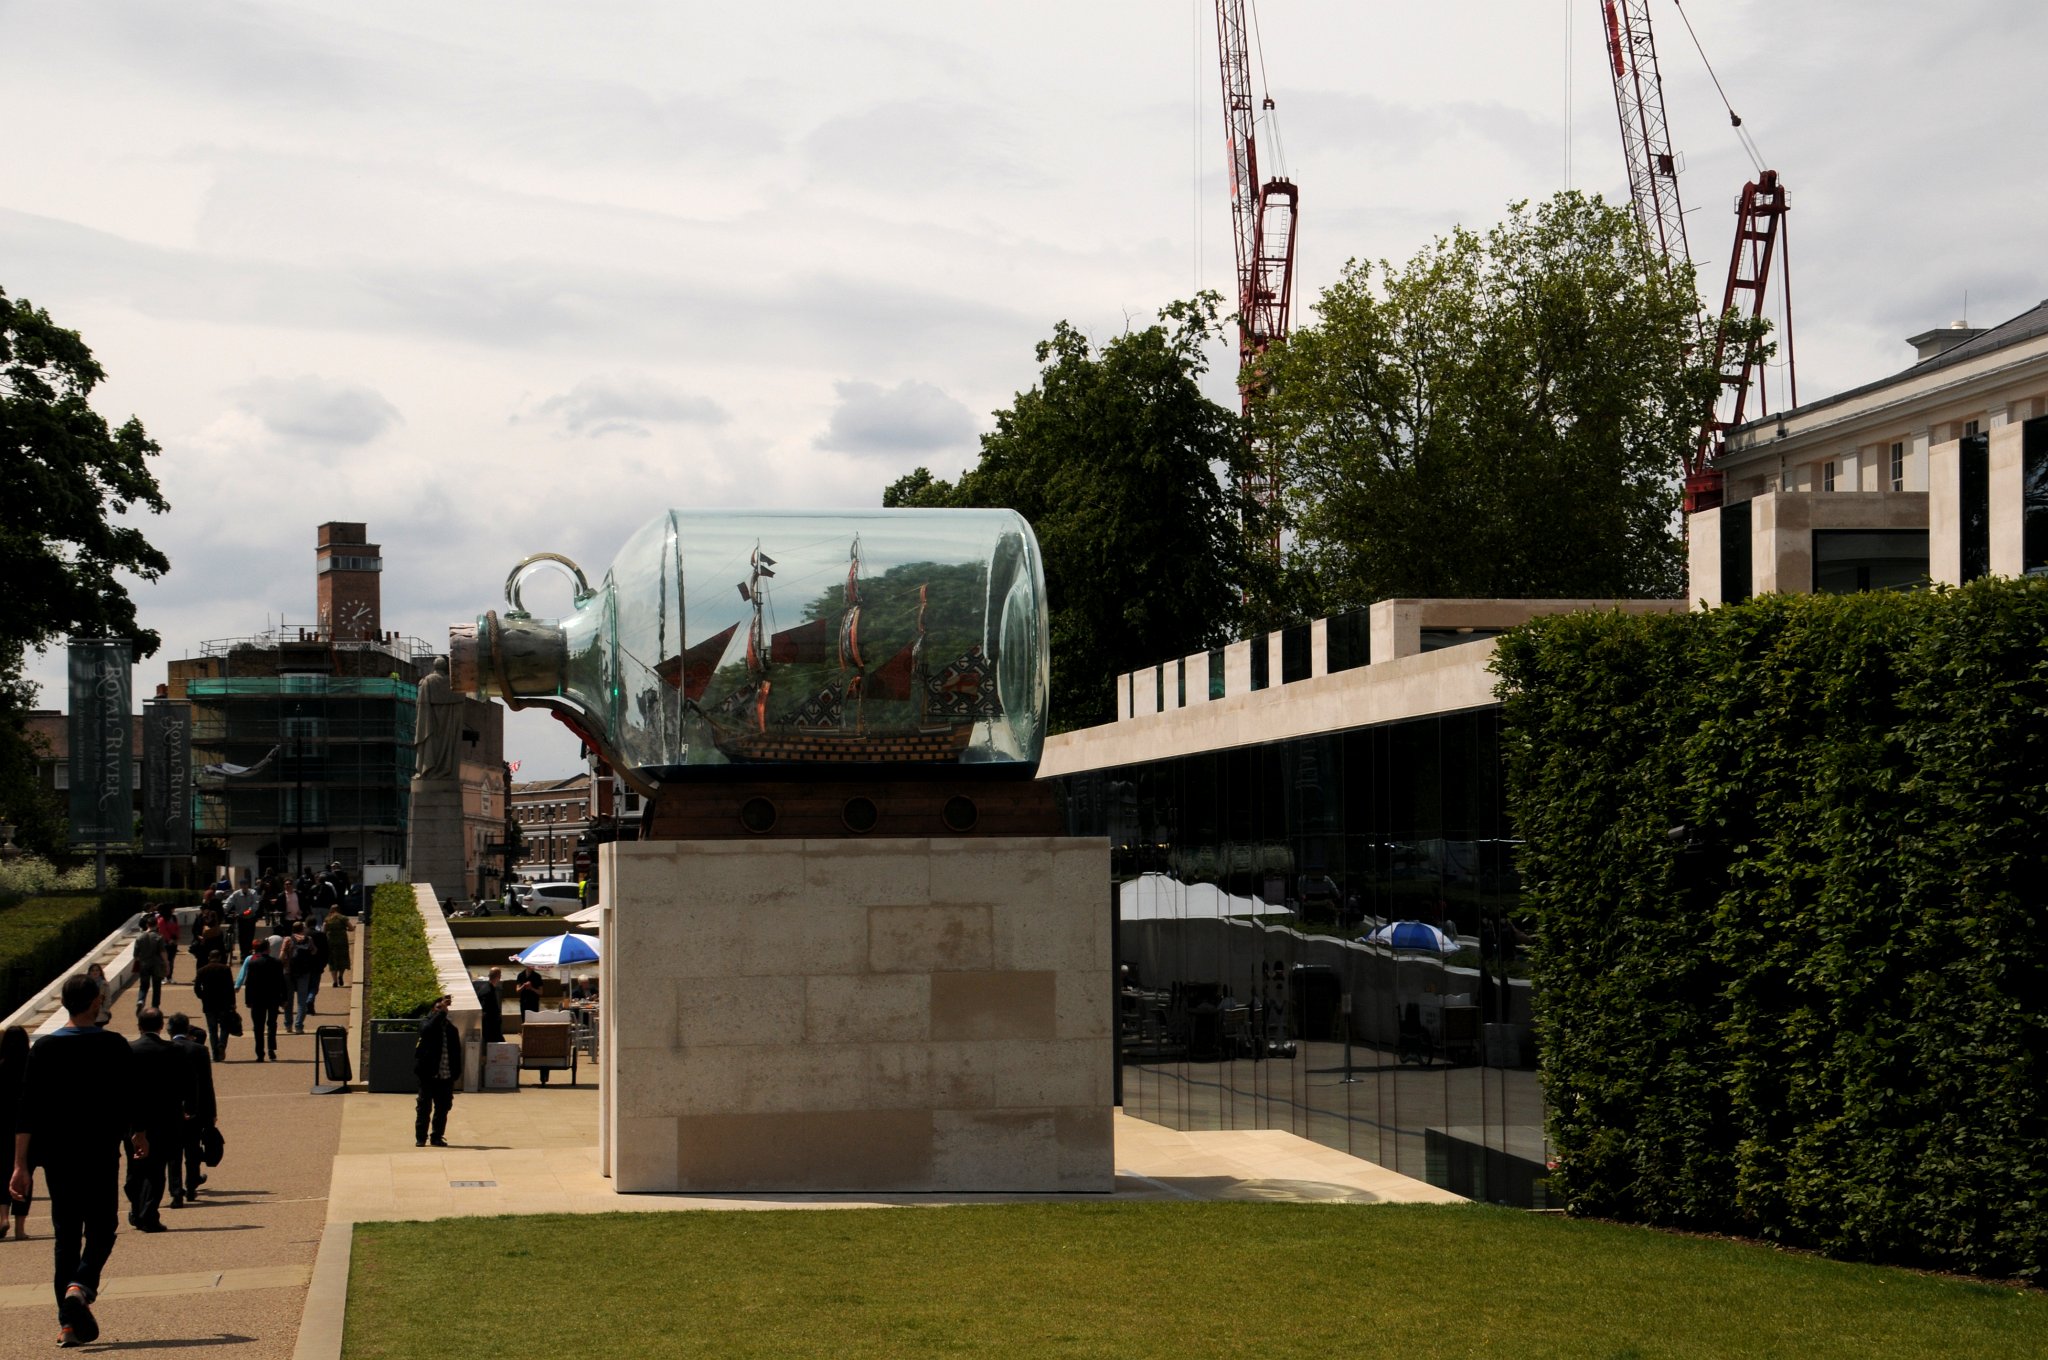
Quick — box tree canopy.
[885,295,1268,731]
[2,286,171,660]
[1,287,168,858]
[1254,192,1716,610]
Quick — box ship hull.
[708,723,974,766]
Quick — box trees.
[885,295,1268,731]
[2,286,171,659]
[1,286,169,856]
[1254,193,1717,610]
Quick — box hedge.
[367,882,441,1021]
[1493,579,2048,1280]
[0,886,190,1019]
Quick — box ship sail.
[769,617,834,665]
[655,622,739,702]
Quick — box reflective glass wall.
[1058,706,1551,1206]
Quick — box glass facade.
[2025,415,2048,577]
[1812,529,1929,595]
[1058,705,1550,1206]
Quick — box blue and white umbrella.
[510,933,601,969]
[1362,920,1459,953]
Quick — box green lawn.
[344,1202,2047,1359]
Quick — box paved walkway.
[0,954,351,1358]
[0,947,1461,1357]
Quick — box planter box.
[368,1019,422,1094]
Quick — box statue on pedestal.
[414,656,464,781]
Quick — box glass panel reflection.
[1066,706,1549,1207]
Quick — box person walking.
[324,906,353,989]
[286,925,320,1033]
[474,968,504,1046]
[84,965,114,1030]
[412,994,462,1148]
[154,906,182,983]
[242,939,287,1062]
[123,1008,189,1234]
[302,920,330,1017]
[0,1025,32,1240]
[11,974,141,1348]
[163,1014,215,1206]
[192,950,238,1061]
[130,921,166,1014]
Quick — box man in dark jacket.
[474,968,504,1045]
[191,951,238,1061]
[412,994,463,1148]
[164,1014,215,1206]
[242,939,287,1062]
[11,973,141,1348]
[124,1008,190,1233]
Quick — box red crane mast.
[1216,0,1298,526]
[1600,0,1792,515]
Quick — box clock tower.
[316,522,383,641]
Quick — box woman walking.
[323,907,352,989]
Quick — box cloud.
[526,373,728,438]
[815,379,977,456]
[231,375,401,445]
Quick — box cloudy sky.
[9,0,2043,777]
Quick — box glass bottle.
[449,508,1048,782]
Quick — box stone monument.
[404,656,468,904]
[450,509,1115,1193]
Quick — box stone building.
[165,522,504,888]
[1692,297,2048,603]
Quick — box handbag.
[227,1008,244,1037]
[199,1125,225,1167]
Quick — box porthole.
[941,796,978,832]
[841,796,879,834]
[739,796,778,834]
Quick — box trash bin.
[368,1017,422,1093]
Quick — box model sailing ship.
[655,536,1000,765]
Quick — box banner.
[67,639,134,846]
[142,699,193,856]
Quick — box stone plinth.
[405,776,468,906]
[601,835,1114,1194]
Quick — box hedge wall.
[366,882,441,1021]
[1494,579,2048,1280]
[0,886,190,1019]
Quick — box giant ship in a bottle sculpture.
[448,509,1049,791]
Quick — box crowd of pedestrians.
[0,865,362,1347]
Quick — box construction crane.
[1600,0,1792,515]
[1216,0,1298,535]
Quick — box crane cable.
[1669,0,1765,173]
[1246,0,1288,177]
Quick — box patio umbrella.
[1362,920,1458,953]
[562,903,601,928]
[510,932,601,968]
[511,932,602,1012]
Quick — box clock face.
[342,601,373,633]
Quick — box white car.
[515,881,584,915]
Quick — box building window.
[1960,432,1990,583]
[1280,623,1312,683]
[1207,647,1225,700]
[1964,419,1981,438]
[1813,529,1930,595]
[1175,658,1186,708]
[2024,416,2048,576]
[1720,498,1753,604]
[1249,637,1270,691]
[1326,610,1370,673]
[1890,442,1905,492]
[1822,460,1837,492]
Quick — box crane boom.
[1599,0,1794,515]
[1602,0,1692,276]
[1216,0,1298,524]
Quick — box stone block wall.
[601,835,1114,1194]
